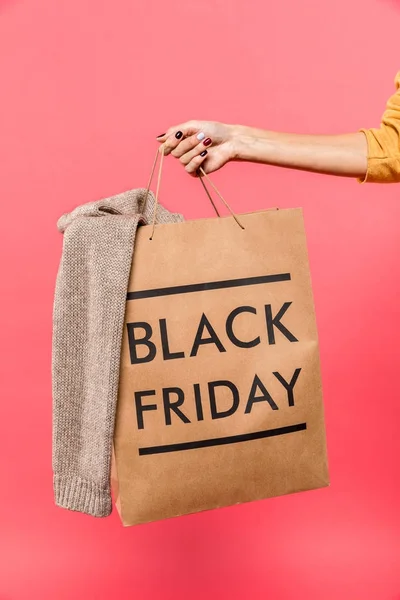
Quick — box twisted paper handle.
[142,147,244,239]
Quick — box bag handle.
[142,147,245,240]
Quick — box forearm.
[232,126,368,179]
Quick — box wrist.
[226,125,272,162]
[226,125,247,161]
[230,132,262,162]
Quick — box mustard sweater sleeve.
[359,72,400,183]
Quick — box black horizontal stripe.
[128,273,291,300]
[138,422,306,455]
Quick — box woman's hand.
[156,121,369,181]
[156,121,239,177]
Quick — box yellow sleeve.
[359,72,400,183]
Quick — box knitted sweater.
[52,188,183,517]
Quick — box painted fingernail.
[200,150,208,157]
[203,138,212,146]
[156,133,166,138]
[197,132,205,141]
[175,131,183,139]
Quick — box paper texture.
[112,208,329,526]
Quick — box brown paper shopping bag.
[112,154,329,526]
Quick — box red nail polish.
[203,138,212,147]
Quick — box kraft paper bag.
[112,186,329,526]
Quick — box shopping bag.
[112,154,329,526]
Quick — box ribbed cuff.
[357,129,370,184]
[54,473,112,517]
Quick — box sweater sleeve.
[359,71,400,183]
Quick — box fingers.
[185,146,230,177]
[156,121,201,141]
[179,137,212,167]
[155,121,217,176]
[185,150,209,177]
[170,132,203,158]
[156,121,203,156]
[158,130,184,156]
[174,133,213,160]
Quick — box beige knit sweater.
[52,187,183,517]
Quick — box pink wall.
[1,0,399,598]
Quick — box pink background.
[1,0,399,598]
